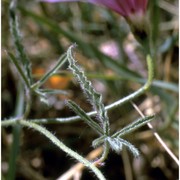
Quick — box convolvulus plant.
[3,1,107,179]
[2,0,178,179]
[66,44,154,161]
[39,1,179,168]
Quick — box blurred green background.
[2,0,179,179]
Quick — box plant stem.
[94,141,110,165]
[7,83,24,180]
[31,53,67,90]
[30,55,154,124]
[2,119,106,180]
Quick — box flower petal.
[40,0,81,2]
[40,0,148,17]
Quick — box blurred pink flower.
[40,0,148,18]
[41,0,150,44]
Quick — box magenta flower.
[40,0,148,18]
[41,0,149,43]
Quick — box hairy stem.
[30,55,154,124]
[1,119,106,180]
[94,141,110,165]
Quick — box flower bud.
[41,0,150,45]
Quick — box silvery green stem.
[107,137,139,157]
[105,55,153,110]
[1,119,106,180]
[31,53,67,90]
[96,141,110,163]
[30,55,154,124]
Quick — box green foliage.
[2,0,178,179]
[9,1,32,85]
[66,45,155,158]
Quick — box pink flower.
[40,0,148,18]
[41,0,149,44]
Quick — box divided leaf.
[107,137,139,157]
[67,45,110,135]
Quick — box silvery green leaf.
[92,135,106,148]
[32,53,67,89]
[67,100,103,135]
[112,115,155,138]
[67,45,110,135]
[35,90,49,105]
[38,89,68,95]
[7,51,30,88]
[40,97,49,105]
[106,137,123,153]
[107,137,139,157]
[117,138,139,157]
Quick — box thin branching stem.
[29,55,154,124]
[31,53,67,90]
[94,141,110,165]
[1,119,106,180]
[6,82,24,180]
[23,90,32,119]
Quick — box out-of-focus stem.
[6,83,24,180]
[2,119,106,180]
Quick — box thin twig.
[57,147,103,180]
[1,120,106,180]
[29,55,154,124]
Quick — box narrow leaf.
[92,135,106,148]
[7,51,30,88]
[67,100,103,135]
[117,138,139,157]
[38,89,68,95]
[106,137,122,153]
[112,115,155,138]
[32,53,67,89]
[107,137,139,157]
[9,1,32,84]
